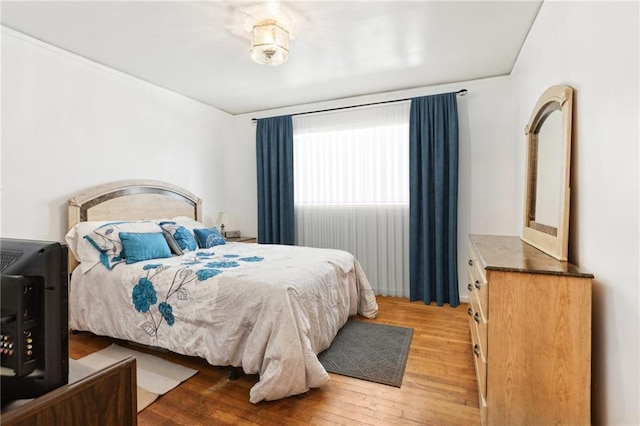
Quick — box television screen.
[1,238,68,402]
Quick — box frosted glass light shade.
[251,21,289,66]
[216,211,229,226]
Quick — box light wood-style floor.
[69,296,481,425]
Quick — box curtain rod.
[250,89,467,123]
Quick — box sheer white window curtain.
[293,103,410,297]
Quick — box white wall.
[511,2,639,424]
[224,116,259,238]
[230,76,520,302]
[1,28,233,241]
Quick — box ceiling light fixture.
[242,4,294,67]
[250,20,289,66]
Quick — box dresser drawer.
[467,245,489,321]
[468,280,488,361]
[469,309,488,403]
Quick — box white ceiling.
[1,1,542,115]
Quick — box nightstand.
[225,236,257,243]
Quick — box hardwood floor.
[69,296,481,425]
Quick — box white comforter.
[69,242,378,403]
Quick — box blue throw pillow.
[119,232,172,264]
[193,227,226,249]
[159,221,198,255]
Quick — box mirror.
[528,109,563,234]
[521,85,573,261]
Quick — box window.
[293,102,410,297]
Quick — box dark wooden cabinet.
[1,356,137,426]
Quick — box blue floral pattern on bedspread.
[130,250,264,339]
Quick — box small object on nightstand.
[216,211,228,235]
[224,230,241,238]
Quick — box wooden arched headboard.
[67,179,202,271]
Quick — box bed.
[65,180,378,403]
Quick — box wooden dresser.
[1,356,137,426]
[467,235,592,426]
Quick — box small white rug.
[71,344,198,412]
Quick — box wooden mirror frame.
[521,85,574,261]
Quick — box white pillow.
[65,220,163,273]
[171,216,206,233]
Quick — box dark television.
[1,238,68,402]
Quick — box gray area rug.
[318,320,413,387]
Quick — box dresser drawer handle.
[467,283,473,292]
[468,259,473,266]
[474,312,480,323]
[467,307,472,316]
[474,280,481,289]
[473,344,480,357]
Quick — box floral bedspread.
[69,242,378,403]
